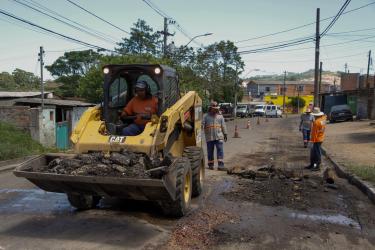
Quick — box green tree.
[12,68,39,89]
[0,72,16,90]
[289,96,306,109]
[45,49,101,97]
[116,19,162,55]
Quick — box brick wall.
[0,106,32,131]
[341,73,359,91]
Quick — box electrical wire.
[235,1,375,44]
[142,0,202,47]
[25,0,120,42]
[321,0,351,37]
[0,9,116,53]
[13,0,117,45]
[66,0,130,34]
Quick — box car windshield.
[331,105,350,112]
[237,105,247,109]
[255,105,264,109]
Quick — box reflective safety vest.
[311,115,326,143]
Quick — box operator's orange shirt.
[123,96,158,125]
[310,115,327,143]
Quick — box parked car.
[265,105,283,118]
[236,104,249,118]
[254,105,266,116]
[328,104,354,122]
[219,103,234,118]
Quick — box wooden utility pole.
[38,46,45,109]
[344,63,348,73]
[314,8,320,107]
[282,70,287,113]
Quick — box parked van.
[265,105,282,118]
[254,105,266,116]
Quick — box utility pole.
[282,70,287,114]
[313,8,320,107]
[159,17,174,56]
[38,46,45,109]
[344,63,348,73]
[367,50,372,118]
[319,61,323,105]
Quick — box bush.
[0,122,48,161]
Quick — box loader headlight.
[154,67,161,74]
[103,67,110,74]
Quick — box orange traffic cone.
[257,116,260,125]
[233,125,241,138]
[245,120,251,129]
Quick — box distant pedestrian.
[202,101,228,171]
[299,108,314,148]
[306,107,327,171]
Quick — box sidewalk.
[324,120,375,184]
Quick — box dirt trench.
[161,117,375,249]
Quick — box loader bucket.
[13,154,177,202]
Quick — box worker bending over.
[120,80,158,136]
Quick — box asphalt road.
[0,116,374,249]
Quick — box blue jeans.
[310,142,322,166]
[207,140,224,167]
[122,124,145,136]
[302,129,311,143]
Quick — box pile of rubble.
[35,149,172,179]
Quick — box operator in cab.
[120,80,158,136]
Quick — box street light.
[184,33,213,47]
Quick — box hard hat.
[135,80,148,89]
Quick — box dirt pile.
[33,150,171,179]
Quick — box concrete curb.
[322,147,375,204]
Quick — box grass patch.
[346,164,375,184]
[0,122,53,161]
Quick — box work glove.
[224,134,228,142]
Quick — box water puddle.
[289,212,361,229]
[0,188,71,214]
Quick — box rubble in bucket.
[34,149,173,179]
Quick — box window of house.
[265,87,271,92]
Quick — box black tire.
[183,146,205,197]
[67,193,100,210]
[160,157,192,218]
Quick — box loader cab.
[102,64,179,135]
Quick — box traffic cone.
[233,125,241,138]
[245,119,251,129]
[257,116,260,125]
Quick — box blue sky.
[0,0,374,80]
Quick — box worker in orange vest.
[305,107,327,171]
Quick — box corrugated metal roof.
[14,98,94,107]
[0,91,51,98]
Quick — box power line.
[238,37,314,54]
[26,0,120,42]
[235,1,375,44]
[321,0,351,37]
[13,0,117,45]
[0,9,116,52]
[66,0,130,34]
[142,0,202,47]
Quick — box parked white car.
[265,105,282,118]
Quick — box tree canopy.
[0,69,40,91]
[43,19,245,106]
